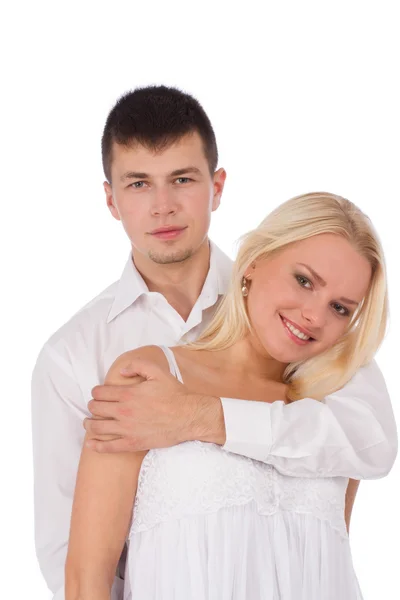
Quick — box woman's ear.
[243,261,256,279]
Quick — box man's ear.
[104,181,121,221]
[211,168,227,211]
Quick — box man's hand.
[84,359,225,453]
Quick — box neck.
[218,336,287,382]
[132,239,212,321]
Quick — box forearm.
[189,393,226,445]
[65,570,111,600]
[65,446,128,600]
[190,389,396,480]
[187,386,288,447]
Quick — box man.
[32,85,386,600]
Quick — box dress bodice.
[131,440,348,539]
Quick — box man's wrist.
[187,393,226,446]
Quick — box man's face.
[104,132,226,264]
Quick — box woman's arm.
[345,478,360,532]
[65,350,154,600]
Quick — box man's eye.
[131,181,146,189]
[295,274,312,288]
[176,177,191,184]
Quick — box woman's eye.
[332,303,349,316]
[295,274,312,288]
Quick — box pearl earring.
[241,276,249,297]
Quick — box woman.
[66,192,397,599]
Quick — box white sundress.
[123,345,363,600]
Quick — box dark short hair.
[101,85,218,182]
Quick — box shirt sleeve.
[221,359,397,479]
[31,342,124,600]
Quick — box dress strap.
[158,345,184,384]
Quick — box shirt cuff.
[220,397,274,462]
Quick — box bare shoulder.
[105,345,171,385]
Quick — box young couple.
[32,86,397,600]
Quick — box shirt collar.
[107,254,149,323]
[107,240,232,324]
[197,240,232,310]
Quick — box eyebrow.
[170,167,202,177]
[121,171,148,181]
[120,166,202,182]
[296,262,359,306]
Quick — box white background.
[2,1,399,598]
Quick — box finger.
[84,417,124,437]
[86,437,140,453]
[88,399,120,419]
[91,384,132,402]
[86,434,122,442]
[119,358,166,380]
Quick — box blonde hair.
[192,192,388,401]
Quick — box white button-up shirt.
[31,242,397,600]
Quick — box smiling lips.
[280,315,315,345]
[150,226,187,240]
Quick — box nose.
[301,298,327,329]
[150,187,178,217]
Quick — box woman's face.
[244,233,372,364]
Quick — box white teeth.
[283,318,310,341]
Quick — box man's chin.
[148,247,194,265]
